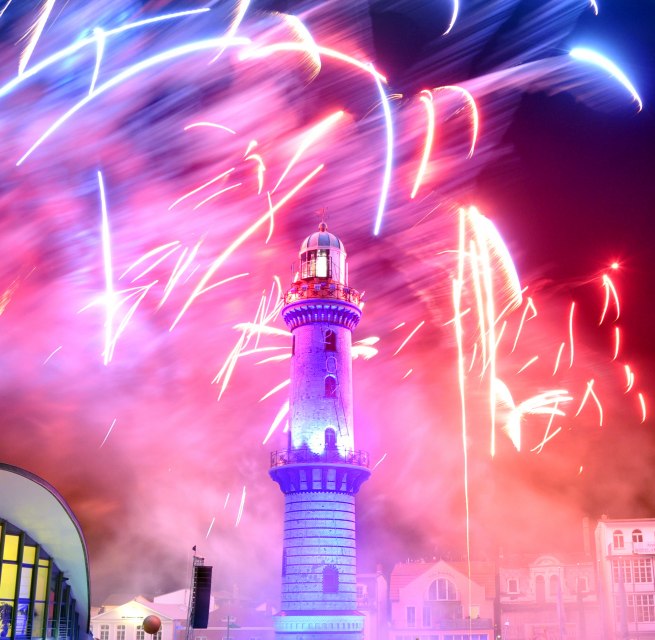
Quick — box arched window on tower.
[323,566,339,593]
[324,329,337,352]
[325,376,337,398]
[614,530,625,549]
[325,428,337,450]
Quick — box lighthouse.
[269,223,370,639]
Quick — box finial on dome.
[318,221,328,232]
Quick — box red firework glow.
[0,0,653,604]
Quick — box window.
[325,376,337,398]
[427,578,457,601]
[100,626,109,640]
[613,530,625,549]
[116,626,126,640]
[136,626,145,640]
[422,605,431,627]
[324,329,337,352]
[282,549,287,577]
[635,558,653,583]
[633,529,644,543]
[323,566,339,593]
[406,606,416,628]
[507,578,519,594]
[577,575,589,593]
[613,559,633,583]
[291,335,295,355]
[624,594,655,623]
[316,250,329,278]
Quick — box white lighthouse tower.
[269,223,370,639]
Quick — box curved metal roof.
[0,463,90,635]
[299,222,346,255]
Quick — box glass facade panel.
[19,566,33,599]
[3,535,19,561]
[35,567,48,601]
[0,563,17,599]
[22,547,36,565]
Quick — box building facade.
[595,517,655,640]
[498,553,600,640]
[388,560,495,640]
[91,597,182,640]
[269,224,370,639]
[0,463,91,640]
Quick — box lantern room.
[298,222,348,284]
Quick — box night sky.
[1,0,654,604]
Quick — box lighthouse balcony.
[270,448,370,494]
[271,448,369,468]
[284,279,361,306]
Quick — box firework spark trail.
[410,90,435,199]
[194,183,243,210]
[516,356,538,374]
[18,0,56,76]
[570,48,643,111]
[432,86,479,158]
[553,342,566,375]
[99,418,117,448]
[0,8,212,99]
[600,273,620,325]
[235,486,246,527]
[43,346,62,364]
[205,517,215,539]
[639,393,647,423]
[575,379,603,427]
[568,302,576,368]
[511,297,537,352]
[531,402,562,453]
[16,36,252,166]
[97,171,116,366]
[262,400,289,445]
[372,453,387,470]
[612,326,621,361]
[120,242,181,280]
[89,28,106,96]
[624,365,635,393]
[169,168,236,210]
[260,379,291,402]
[393,321,425,356]
[272,111,344,194]
[495,380,571,452]
[443,0,460,36]
[211,0,251,64]
[279,13,322,79]
[372,64,393,236]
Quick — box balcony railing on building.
[270,448,369,468]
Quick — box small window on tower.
[324,329,336,352]
[282,549,287,577]
[325,376,337,398]
[291,335,295,355]
[323,566,339,593]
[316,249,329,278]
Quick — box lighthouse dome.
[299,222,346,255]
[298,222,347,284]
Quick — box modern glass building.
[0,463,91,640]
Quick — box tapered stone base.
[274,612,364,639]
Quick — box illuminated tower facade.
[270,223,370,639]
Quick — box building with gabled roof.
[389,559,495,640]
